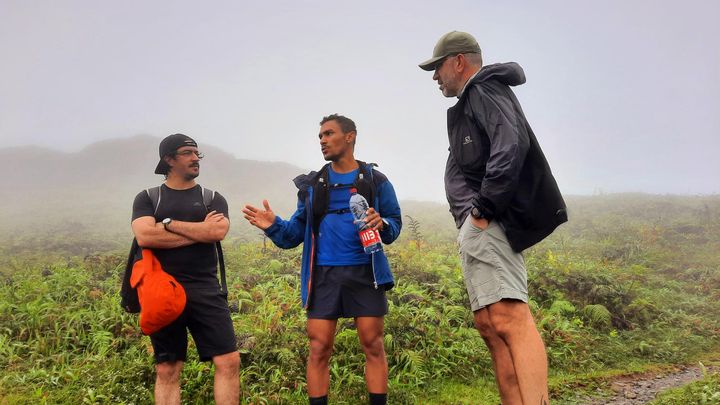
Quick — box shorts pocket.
[468,219,487,233]
[469,267,497,290]
[461,230,501,299]
[460,226,488,257]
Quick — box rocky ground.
[567,364,716,404]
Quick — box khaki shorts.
[457,215,528,311]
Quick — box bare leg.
[488,299,549,404]
[355,317,388,394]
[474,308,523,405]
[155,361,183,405]
[213,351,240,405]
[306,319,338,397]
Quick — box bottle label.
[358,228,380,248]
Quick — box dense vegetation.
[1,194,718,404]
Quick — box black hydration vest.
[310,161,380,233]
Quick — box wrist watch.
[470,207,484,220]
[162,217,173,230]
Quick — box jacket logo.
[193,202,202,207]
[463,136,473,145]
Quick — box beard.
[440,71,462,97]
[442,86,457,98]
[323,152,340,162]
[184,168,200,181]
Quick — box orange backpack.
[129,248,186,335]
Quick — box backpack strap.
[120,238,142,313]
[147,185,215,216]
[215,240,227,296]
[355,161,378,209]
[146,186,162,215]
[310,161,381,233]
[200,186,215,210]
[147,184,219,216]
[122,186,161,314]
[311,164,331,233]
[198,185,227,296]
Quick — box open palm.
[242,200,276,230]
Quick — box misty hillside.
[0,136,457,251]
[3,136,719,257]
[2,136,304,197]
[0,136,308,237]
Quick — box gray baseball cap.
[418,31,481,71]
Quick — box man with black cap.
[419,31,567,405]
[131,134,239,404]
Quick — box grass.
[1,195,719,403]
[650,373,720,404]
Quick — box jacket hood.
[293,171,319,190]
[471,62,526,87]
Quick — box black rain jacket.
[446,62,567,252]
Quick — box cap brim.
[154,160,167,175]
[418,55,446,71]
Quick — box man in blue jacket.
[242,114,401,405]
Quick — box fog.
[1,0,718,201]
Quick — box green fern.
[549,299,576,316]
[582,304,612,329]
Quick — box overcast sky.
[1,0,718,201]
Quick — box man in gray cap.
[419,31,567,405]
[131,134,239,404]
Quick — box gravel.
[571,365,715,404]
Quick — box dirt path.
[572,364,714,404]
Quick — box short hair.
[463,52,483,68]
[320,114,357,134]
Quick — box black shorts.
[307,264,388,319]
[150,286,237,363]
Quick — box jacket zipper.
[306,231,315,308]
[371,251,378,289]
[371,190,379,289]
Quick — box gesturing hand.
[242,200,276,230]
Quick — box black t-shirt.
[131,184,229,288]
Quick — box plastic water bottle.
[349,188,383,254]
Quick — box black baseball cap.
[154,133,198,174]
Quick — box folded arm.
[165,210,230,243]
[131,216,196,248]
